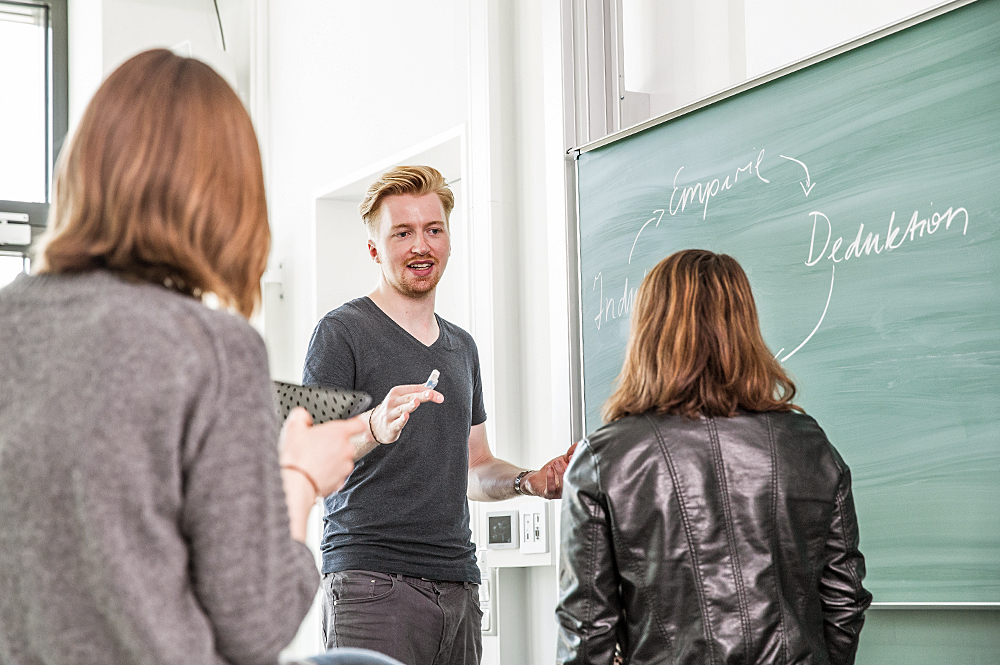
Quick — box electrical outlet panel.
[519,506,548,554]
[476,500,554,567]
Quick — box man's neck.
[368,282,439,346]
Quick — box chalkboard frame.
[569,0,999,608]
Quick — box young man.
[303,165,575,665]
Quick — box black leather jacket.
[556,410,871,665]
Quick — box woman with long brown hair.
[0,50,414,665]
[557,249,872,665]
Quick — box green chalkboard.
[575,0,1000,603]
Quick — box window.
[570,0,945,146]
[0,3,46,203]
[0,0,67,275]
[0,251,29,288]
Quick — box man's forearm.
[467,457,525,502]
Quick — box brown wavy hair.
[36,49,269,318]
[359,165,455,238]
[603,249,799,422]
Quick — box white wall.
[68,0,254,128]
[102,0,241,93]
[264,0,470,382]
[67,0,102,128]
[623,0,747,115]
[744,0,944,77]
[618,0,943,126]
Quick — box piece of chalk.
[424,369,440,389]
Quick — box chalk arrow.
[779,154,815,196]
[775,263,835,363]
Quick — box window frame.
[0,0,68,239]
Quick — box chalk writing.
[773,264,836,362]
[593,272,640,330]
[629,210,665,264]
[588,142,973,371]
[669,149,770,220]
[778,154,816,196]
[805,206,969,266]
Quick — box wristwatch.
[514,470,534,496]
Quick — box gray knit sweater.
[0,271,318,665]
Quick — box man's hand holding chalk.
[361,371,444,457]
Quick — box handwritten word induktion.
[593,272,643,331]
[805,205,969,266]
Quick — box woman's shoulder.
[162,287,268,373]
[582,412,680,456]
[760,409,830,443]
[754,410,848,470]
[78,271,267,370]
[570,413,691,494]
[121,275,262,348]
[585,414,642,446]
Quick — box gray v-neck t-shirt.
[303,297,486,583]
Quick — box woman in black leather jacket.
[557,250,872,665]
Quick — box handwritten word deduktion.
[805,206,969,266]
